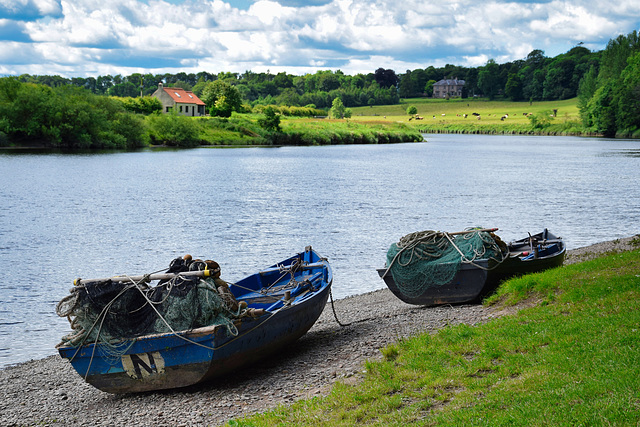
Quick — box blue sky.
[0,0,638,77]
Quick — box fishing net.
[385,228,508,298]
[56,256,242,351]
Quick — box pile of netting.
[56,255,246,351]
[385,228,508,298]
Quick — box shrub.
[257,107,282,133]
[146,110,201,147]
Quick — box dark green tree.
[505,73,523,101]
[374,68,398,88]
[478,59,500,99]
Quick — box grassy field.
[346,98,587,136]
[227,241,640,426]
[351,98,580,124]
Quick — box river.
[1,133,639,368]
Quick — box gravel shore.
[1,236,637,426]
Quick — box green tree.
[406,105,418,115]
[505,74,523,101]
[424,80,436,97]
[543,58,576,99]
[329,97,348,119]
[577,65,598,124]
[478,59,500,99]
[585,83,617,136]
[599,31,640,81]
[374,68,398,88]
[257,106,282,133]
[614,51,640,133]
[318,72,340,92]
[201,80,242,117]
[398,70,416,98]
[579,30,640,136]
[0,77,21,103]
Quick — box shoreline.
[1,235,638,426]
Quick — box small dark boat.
[56,246,332,393]
[378,229,565,306]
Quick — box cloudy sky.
[1,0,638,78]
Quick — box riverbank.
[1,236,638,426]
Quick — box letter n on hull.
[121,352,165,380]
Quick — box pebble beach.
[1,236,637,426]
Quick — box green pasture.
[227,240,640,426]
[350,98,580,127]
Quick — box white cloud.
[2,0,640,77]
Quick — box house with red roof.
[152,83,207,116]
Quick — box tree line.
[9,44,604,107]
[577,30,640,137]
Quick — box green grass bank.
[145,114,424,148]
[227,241,640,426]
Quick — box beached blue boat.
[56,246,332,393]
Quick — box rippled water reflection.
[1,134,639,367]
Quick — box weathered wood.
[74,270,212,286]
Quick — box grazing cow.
[472,112,480,116]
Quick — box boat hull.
[379,230,565,306]
[378,260,489,305]
[58,247,332,393]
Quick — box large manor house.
[432,78,465,98]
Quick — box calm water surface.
[1,134,639,367]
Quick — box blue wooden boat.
[378,229,565,306]
[57,246,332,393]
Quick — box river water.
[1,133,639,368]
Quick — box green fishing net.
[56,259,241,352]
[385,229,508,298]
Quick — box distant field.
[349,97,580,127]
